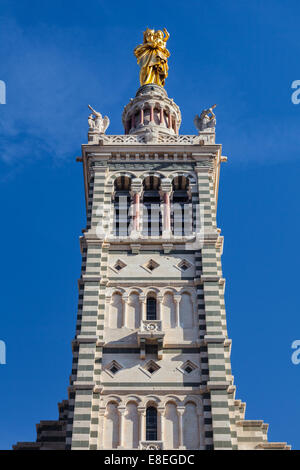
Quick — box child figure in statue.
[134,28,170,87]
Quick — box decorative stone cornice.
[96,134,213,145]
[206,381,230,391]
[236,420,265,428]
[198,337,231,348]
[204,335,226,344]
[71,382,96,390]
[200,275,222,283]
[255,442,291,450]
[74,335,98,343]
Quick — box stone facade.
[13,85,290,451]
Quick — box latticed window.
[113,176,132,236]
[146,407,157,440]
[171,192,192,236]
[143,193,162,236]
[142,176,162,237]
[114,193,131,236]
[171,175,193,236]
[146,297,157,320]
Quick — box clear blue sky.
[0,0,299,450]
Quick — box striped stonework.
[14,86,290,451]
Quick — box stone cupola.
[122,84,181,140]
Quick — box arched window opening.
[146,297,157,320]
[142,176,162,236]
[172,116,176,132]
[125,119,130,134]
[163,110,169,127]
[146,406,157,441]
[171,176,192,236]
[153,106,160,125]
[113,176,131,236]
[134,111,140,127]
[143,106,151,126]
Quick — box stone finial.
[194,104,217,132]
[122,84,181,139]
[88,104,110,134]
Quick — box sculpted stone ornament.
[145,322,158,331]
[134,28,170,87]
[140,441,162,450]
[88,104,110,134]
[143,127,158,143]
[194,104,217,132]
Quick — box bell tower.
[13,28,290,451]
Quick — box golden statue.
[134,28,170,87]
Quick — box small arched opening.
[113,176,131,236]
[146,406,157,441]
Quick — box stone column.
[157,294,163,321]
[139,294,146,322]
[140,107,144,125]
[164,192,170,232]
[132,192,140,231]
[174,118,178,135]
[160,178,172,238]
[138,408,146,444]
[122,294,129,327]
[160,107,164,125]
[118,407,126,449]
[177,407,185,449]
[158,406,165,442]
[174,295,181,327]
[130,178,143,238]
